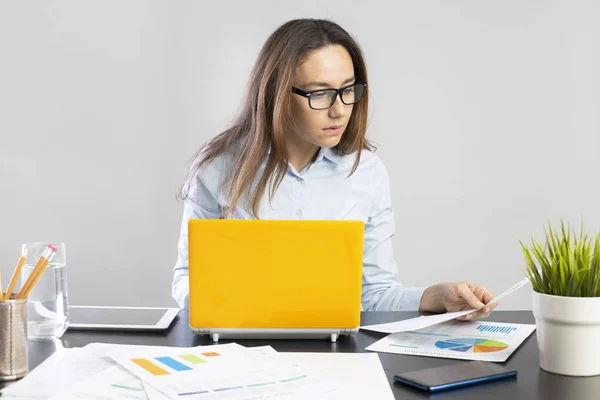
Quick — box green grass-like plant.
[520,220,600,297]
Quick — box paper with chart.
[0,340,393,400]
[44,343,204,400]
[360,277,531,333]
[366,320,536,362]
[133,345,393,400]
[206,345,393,400]
[0,342,202,400]
[108,343,336,400]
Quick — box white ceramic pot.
[532,291,600,376]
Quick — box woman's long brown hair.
[179,19,373,219]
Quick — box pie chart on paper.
[435,338,508,353]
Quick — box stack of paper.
[365,319,535,362]
[360,277,536,362]
[0,342,394,400]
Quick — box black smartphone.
[393,361,517,392]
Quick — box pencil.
[17,245,56,300]
[5,251,28,300]
[20,258,50,299]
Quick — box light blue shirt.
[172,146,426,311]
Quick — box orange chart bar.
[132,358,170,376]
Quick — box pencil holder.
[0,296,28,381]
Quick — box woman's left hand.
[419,281,498,321]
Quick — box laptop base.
[190,327,358,342]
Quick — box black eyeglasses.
[291,82,367,110]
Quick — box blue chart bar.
[155,357,192,372]
[477,325,517,334]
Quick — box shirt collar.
[318,146,346,166]
[266,145,347,166]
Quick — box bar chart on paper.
[110,344,329,399]
[366,320,536,362]
[477,324,518,334]
[131,351,220,376]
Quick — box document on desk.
[0,348,112,399]
[109,343,337,400]
[120,345,392,400]
[366,320,536,362]
[268,352,394,400]
[216,346,393,400]
[1,343,392,400]
[51,344,272,400]
[48,365,148,400]
[360,277,531,333]
[0,343,204,400]
[140,345,366,400]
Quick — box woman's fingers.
[456,282,485,309]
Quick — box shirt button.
[296,209,302,216]
[296,177,302,182]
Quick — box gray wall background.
[1,1,598,310]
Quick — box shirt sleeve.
[172,168,222,310]
[360,157,426,311]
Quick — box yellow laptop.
[188,219,364,342]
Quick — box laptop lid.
[188,219,364,330]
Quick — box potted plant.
[520,220,600,376]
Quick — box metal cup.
[0,296,28,381]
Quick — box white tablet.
[67,306,180,331]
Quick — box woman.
[172,18,497,320]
